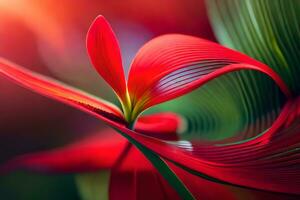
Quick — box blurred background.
[0,0,215,199]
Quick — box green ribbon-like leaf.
[116,129,195,200]
[207,0,300,94]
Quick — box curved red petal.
[115,98,300,195]
[0,129,127,173]
[86,15,127,100]
[0,57,125,124]
[128,34,291,112]
[135,112,182,140]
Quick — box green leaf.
[207,0,300,94]
[75,171,110,200]
[116,129,195,200]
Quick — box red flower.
[0,15,298,198]
[0,15,290,127]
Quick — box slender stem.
[127,120,136,130]
[120,91,142,130]
[120,90,134,124]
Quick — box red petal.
[128,34,291,112]
[166,160,296,200]
[86,15,127,100]
[135,112,182,140]
[109,144,180,200]
[0,112,181,173]
[1,129,127,173]
[166,161,236,200]
[115,98,300,194]
[0,58,125,124]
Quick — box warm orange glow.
[0,0,67,50]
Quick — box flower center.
[119,91,137,129]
